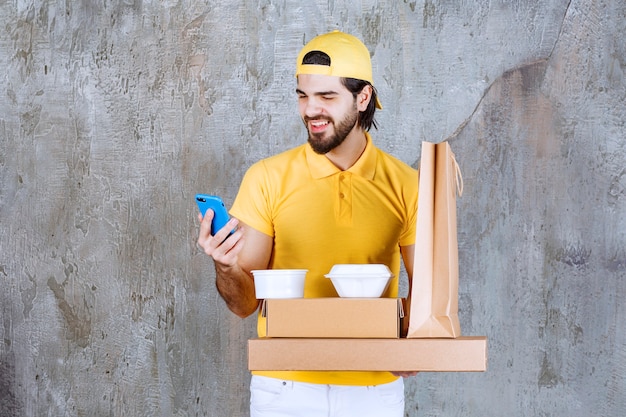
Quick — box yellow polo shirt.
[231,133,418,385]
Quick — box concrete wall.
[1,1,624,416]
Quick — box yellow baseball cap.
[296,30,382,109]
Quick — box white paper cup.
[252,269,308,299]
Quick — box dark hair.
[341,78,378,131]
[301,51,378,131]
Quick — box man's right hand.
[197,210,244,267]
[197,211,271,318]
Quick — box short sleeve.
[230,161,275,237]
[398,170,419,247]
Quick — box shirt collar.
[305,132,376,180]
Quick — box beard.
[305,105,359,155]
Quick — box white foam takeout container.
[252,269,308,299]
[325,264,394,298]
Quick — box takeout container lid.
[251,269,309,276]
[325,264,393,277]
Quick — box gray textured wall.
[1,1,624,416]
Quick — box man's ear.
[356,84,373,112]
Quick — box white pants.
[250,375,405,417]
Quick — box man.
[198,30,418,417]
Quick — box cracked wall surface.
[1,1,624,416]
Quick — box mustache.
[304,115,332,123]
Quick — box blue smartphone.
[195,194,232,236]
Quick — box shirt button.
[339,192,345,199]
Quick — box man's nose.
[303,97,324,118]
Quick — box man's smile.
[308,119,331,134]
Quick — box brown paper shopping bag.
[407,141,463,338]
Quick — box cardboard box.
[248,336,487,372]
[263,298,403,338]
